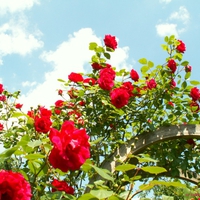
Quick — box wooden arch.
[99,124,200,184]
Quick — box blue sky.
[0,0,200,110]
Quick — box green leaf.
[162,195,174,200]
[168,181,186,188]
[181,61,189,66]
[27,140,42,148]
[185,72,191,80]
[164,36,168,43]
[181,81,187,89]
[148,61,154,68]
[96,46,105,53]
[141,66,149,74]
[90,189,113,199]
[104,52,111,59]
[92,55,99,63]
[90,165,114,182]
[78,193,97,200]
[139,183,154,191]
[141,166,167,174]
[0,146,18,158]
[57,78,66,82]
[138,58,147,64]
[25,153,45,160]
[169,35,175,41]
[115,164,136,172]
[161,44,168,51]
[137,157,158,163]
[11,112,26,118]
[108,195,124,200]
[90,137,104,145]
[81,159,93,172]
[89,42,98,50]
[190,80,200,85]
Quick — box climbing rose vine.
[0,34,199,200]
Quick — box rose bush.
[0,34,199,199]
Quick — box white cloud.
[0,0,40,15]
[22,81,37,87]
[19,28,131,110]
[0,17,43,63]
[159,0,172,4]
[156,6,190,38]
[156,23,179,37]
[169,6,190,24]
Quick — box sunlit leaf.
[139,58,147,64]
[115,164,136,172]
[141,166,167,174]
[90,189,113,199]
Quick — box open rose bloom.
[0,170,32,200]
[49,120,90,172]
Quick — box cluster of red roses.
[190,87,200,112]
[29,106,52,133]
[0,84,6,102]
[165,40,199,113]
[0,85,90,197]
[173,41,200,112]
[65,36,195,110]
[26,106,90,194]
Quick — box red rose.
[78,118,84,125]
[55,109,61,115]
[27,110,34,118]
[52,179,74,195]
[168,101,174,107]
[98,68,116,91]
[186,139,196,148]
[147,78,157,90]
[190,101,200,113]
[0,170,32,200]
[98,77,114,91]
[0,95,6,101]
[49,120,90,172]
[121,82,134,97]
[39,106,52,117]
[68,88,78,99]
[167,59,177,73]
[79,100,85,106]
[100,68,116,80]
[105,63,112,68]
[0,123,3,131]
[190,87,200,101]
[110,88,130,109]
[83,78,96,86]
[0,84,4,94]
[130,69,139,82]
[170,79,176,88]
[34,116,52,133]
[68,72,83,83]
[58,89,63,95]
[176,40,186,53]
[185,65,192,72]
[15,103,23,109]
[91,63,103,70]
[104,35,117,50]
[55,100,64,108]
[68,110,82,119]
